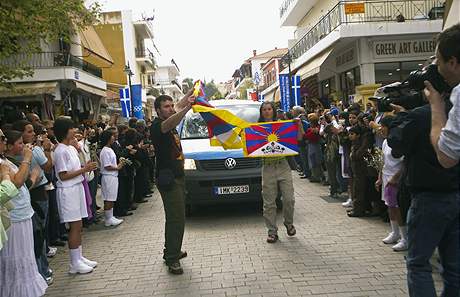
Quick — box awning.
[79,26,114,65]
[74,82,106,97]
[296,47,333,81]
[0,82,58,98]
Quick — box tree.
[238,80,254,99]
[0,0,100,85]
[182,78,194,93]
[210,90,223,100]
[204,80,219,99]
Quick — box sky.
[99,0,293,83]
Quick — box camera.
[371,64,451,112]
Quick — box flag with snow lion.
[241,120,299,158]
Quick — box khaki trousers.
[262,159,295,236]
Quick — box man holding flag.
[150,89,195,275]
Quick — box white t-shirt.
[100,146,118,177]
[54,143,84,188]
[382,139,404,176]
[78,139,95,181]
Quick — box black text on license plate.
[214,185,249,195]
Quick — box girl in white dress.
[99,129,125,227]
[53,118,98,274]
[0,129,48,296]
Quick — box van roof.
[210,99,261,107]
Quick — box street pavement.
[46,174,442,297]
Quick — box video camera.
[370,64,451,112]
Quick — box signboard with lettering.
[345,3,365,14]
[373,38,436,59]
[279,74,291,112]
[336,48,356,68]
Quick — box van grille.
[199,158,262,171]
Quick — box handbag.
[156,168,175,190]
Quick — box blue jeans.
[407,191,460,297]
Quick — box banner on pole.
[131,84,143,119]
[279,74,291,112]
[119,87,131,118]
[291,75,301,107]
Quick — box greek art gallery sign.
[372,38,436,59]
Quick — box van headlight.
[184,159,197,170]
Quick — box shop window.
[375,60,425,85]
[340,67,360,102]
[320,76,336,97]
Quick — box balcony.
[284,0,444,63]
[135,49,156,69]
[280,0,318,27]
[1,52,102,78]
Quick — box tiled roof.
[249,48,288,61]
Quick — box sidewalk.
[45,175,442,297]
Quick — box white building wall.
[121,10,141,85]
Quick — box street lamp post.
[124,63,134,117]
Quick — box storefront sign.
[345,3,365,14]
[373,39,436,59]
[336,48,355,67]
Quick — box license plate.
[214,185,250,195]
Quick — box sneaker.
[69,261,93,274]
[105,217,124,227]
[47,246,57,258]
[382,232,400,244]
[342,198,352,208]
[46,275,54,285]
[392,239,408,251]
[81,257,98,268]
[168,262,184,275]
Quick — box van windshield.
[181,104,261,139]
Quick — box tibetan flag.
[193,81,213,108]
[191,80,249,149]
[242,120,299,157]
[193,104,249,149]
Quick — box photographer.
[388,25,460,297]
[426,24,460,169]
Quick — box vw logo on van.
[224,158,237,170]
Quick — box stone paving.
[45,175,442,297]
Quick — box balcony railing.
[135,48,156,66]
[1,52,103,78]
[284,0,444,63]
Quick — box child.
[305,113,323,183]
[376,116,407,251]
[99,129,125,227]
[53,117,97,274]
[347,125,371,217]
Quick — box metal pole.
[128,73,134,118]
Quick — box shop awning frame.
[296,48,334,81]
[74,81,106,97]
[0,82,58,98]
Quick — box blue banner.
[291,75,301,107]
[131,84,144,119]
[279,74,291,112]
[119,87,131,118]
